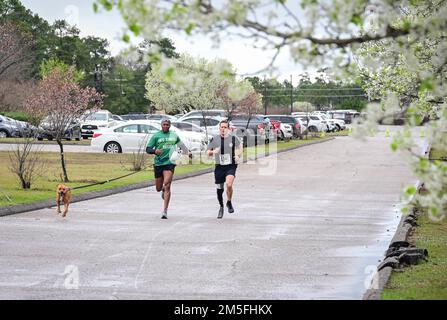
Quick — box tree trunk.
[57,140,69,182]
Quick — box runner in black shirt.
[206,120,243,219]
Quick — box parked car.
[170,121,205,134]
[37,116,81,141]
[294,115,326,133]
[324,114,346,131]
[279,123,293,140]
[112,114,126,122]
[229,114,275,145]
[0,115,36,138]
[294,117,308,135]
[269,119,281,138]
[265,115,302,139]
[80,110,117,139]
[90,120,207,153]
[313,113,337,132]
[146,114,177,121]
[0,115,22,138]
[180,116,223,137]
[177,109,228,121]
[120,112,148,120]
[327,110,360,124]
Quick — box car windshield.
[86,113,107,121]
[173,123,204,132]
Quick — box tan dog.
[56,184,71,217]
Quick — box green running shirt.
[147,130,182,166]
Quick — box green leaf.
[117,0,123,11]
[165,67,175,81]
[419,78,434,92]
[402,19,411,32]
[172,3,187,16]
[413,114,422,125]
[93,3,99,13]
[420,158,429,170]
[221,69,232,78]
[185,23,195,36]
[122,34,130,43]
[351,14,363,26]
[98,0,113,11]
[391,141,398,151]
[129,24,141,36]
[430,207,438,216]
[405,186,416,196]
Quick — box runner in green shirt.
[146,119,191,219]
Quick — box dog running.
[56,184,71,217]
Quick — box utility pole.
[290,74,293,114]
[94,64,103,93]
[263,75,267,115]
[115,71,127,114]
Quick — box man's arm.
[206,136,220,156]
[234,136,243,163]
[146,134,162,155]
[234,136,243,156]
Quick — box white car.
[323,113,346,130]
[294,117,308,135]
[177,109,228,121]
[180,116,224,137]
[90,120,207,153]
[294,115,326,133]
[80,110,117,139]
[312,112,340,132]
[279,123,293,140]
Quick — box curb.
[362,142,431,300]
[362,209,418,300]
[0,137,334,217]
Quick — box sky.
[20,0,310,84]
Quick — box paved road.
[0,128,421,299]
[0,142,94,153]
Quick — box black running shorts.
[214,164,237,184]
[154,164,176,178]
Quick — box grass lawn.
[0,152,212,207]
[0,136,331,207]
[381,147,447,300]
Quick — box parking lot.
[0,128,421,299]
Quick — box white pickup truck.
[80,110,117,139]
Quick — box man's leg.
[161,169,174,217]
[155,177,164,192]
[226,175,235,201]
[215,166,225,219]
[216,183,224,219]
[225,174,235,213]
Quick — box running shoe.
[161,211,168,219]
[217,206,224,219]
[226,201,234,213]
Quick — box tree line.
[0,0,178,115]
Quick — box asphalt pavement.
[0,126,422,299]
